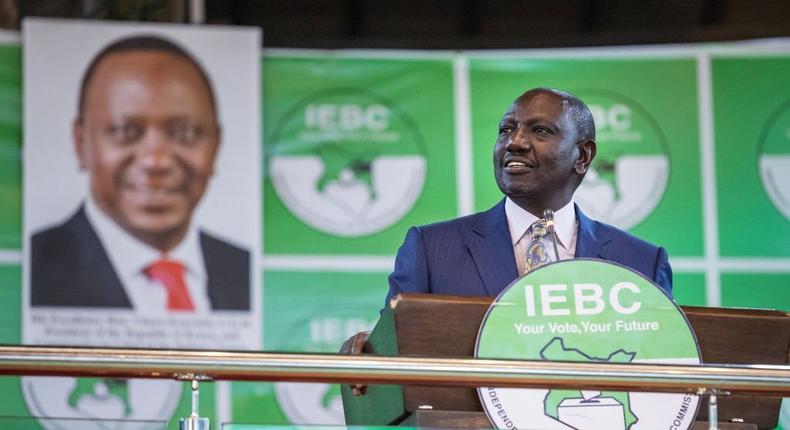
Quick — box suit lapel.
[574,204,612,259]
[465,200,519,297]
[73,207,132,307]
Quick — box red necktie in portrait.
[145,259,195,311]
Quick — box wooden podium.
[342,293,790,430]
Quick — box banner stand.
[710,391,720,430]
[181,380,210,430]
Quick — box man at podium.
[386,87,672,304]
[342,88,673,395]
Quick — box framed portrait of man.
[22,18,262,350]
[20,18,262,427]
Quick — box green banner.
[468,57,703,256]
[263,56,457,254]
[0,44,21,249]
[713,56,790,257]
[232,271,383,425]
[722,273,790,309]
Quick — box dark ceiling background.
[6,0,790,49]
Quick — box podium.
[342,293,790,430]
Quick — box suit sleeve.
[385,226,429,310]
[653,246,673,299]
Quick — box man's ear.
[73,119,88,170]
[574,139,596,174]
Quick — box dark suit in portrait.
[31,206,250,310]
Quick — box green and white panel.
[231,270,384,425]
[467,57,703,257]
[711,54,790,308]
[263,55,457,255]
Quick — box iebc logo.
[268,88,427,237]
[758,99,790,220]
[476,260,700,430]
[574,90,670,230]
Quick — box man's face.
[75,51,220,251]
[493,91,583,215]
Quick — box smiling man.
[385,87,672,305]
[30,36,250,312]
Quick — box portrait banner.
[22,18,261,429]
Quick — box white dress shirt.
[84,197,211,314]
[504,197,578,275]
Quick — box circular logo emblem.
[758,99,790,220]
[574,90,670,230]
[268,88,427,237]
[476,260,699,430]
[274,305,377,424]
[22,376,181,430]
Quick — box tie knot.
[530,219,548,240]
[144,259,194,311]
[145,259,184,281]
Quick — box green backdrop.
[0,40,788,429]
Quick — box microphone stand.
[543,209,561,261]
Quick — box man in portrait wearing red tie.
[30,35,250,312]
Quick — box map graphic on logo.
[541,337,638,429]
[476,260,700,430]
[574,90,670,230]
[268,88,427,237]
[758,99,790,220]
[68,378,132,417]
[22,376,181,430]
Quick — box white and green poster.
[713,55,790,258]
[232,271,383,425]
[468,57,703,256]
[263,55,457,254]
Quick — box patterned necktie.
[524,219,551,274]
[145,259,194,311]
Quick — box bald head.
[516,87,596,142]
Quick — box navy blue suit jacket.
[386,199,672,306]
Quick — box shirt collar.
[552,199,576,251]
[504,197,576,249]
[84,196,205,281]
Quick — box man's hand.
[339,331,370,396]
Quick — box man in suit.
[30,36,250,312]
[385,87,672,306]
[344,88,672,394]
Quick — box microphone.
[543,209,561,262]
